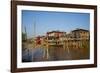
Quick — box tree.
[22,32,27,42]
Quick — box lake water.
[22,47,89,62]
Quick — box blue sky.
[22,10,90,38]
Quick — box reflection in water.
[22,47,89,62]
[22,48,44,62]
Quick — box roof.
[71,28,89,32]
[47,31,66,34]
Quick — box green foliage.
[22,32,27,42]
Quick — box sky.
[22,10,90,38]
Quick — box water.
[22,48,72,62]
[22,48,45,62]
[22,47,89,62]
